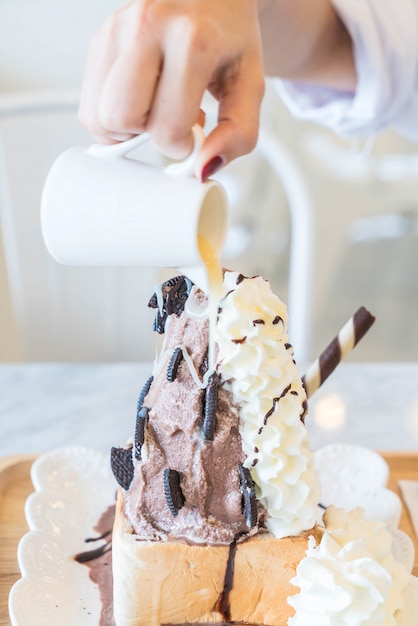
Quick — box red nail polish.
[201,156,224,182]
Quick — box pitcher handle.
[86,125,205,179]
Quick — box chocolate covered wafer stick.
[302,306,376,398]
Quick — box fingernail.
[201,156,224,182]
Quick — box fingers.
[78,25,122,144]
[79,3,161,144]
[99,42,161,137]
[145,20,218,159]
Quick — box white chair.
[300,126,418,331]
[256,128,314,363]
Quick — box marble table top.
[1,362,418,458]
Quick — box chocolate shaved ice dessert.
[109,272,413,626]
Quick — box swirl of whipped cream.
[288,507,411,625]
[215,271,321,538]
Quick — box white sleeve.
[276,0,418,142]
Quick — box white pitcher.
[41,125,228,284]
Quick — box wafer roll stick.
[302,306,376,398]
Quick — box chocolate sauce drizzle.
[235,273,260,285]
[231,336,247,345]
[74,531,112,563]
[214,531,247,621]
[300,398,308,424]
[257,384,292,436]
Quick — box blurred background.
[1,0,418,365]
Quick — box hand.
[79,0,265,179]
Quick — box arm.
[258,0,356,91]
[268,0,418,142]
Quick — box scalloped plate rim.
[9,446,115,626]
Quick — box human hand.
[78,0,265,180]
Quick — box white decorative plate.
[9,447,115,626]
[314,443,402,528]
[8,445,418,625]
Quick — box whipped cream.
[215,271,321,538]
[288,507,411,625]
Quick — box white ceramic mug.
[41,125,227,278]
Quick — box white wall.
[0,0,123,93]
[0,0,162,362]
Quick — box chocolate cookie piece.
[134,407,148,461]
[202,372,221,441]
[163,468,185,517]
[238,464,258,529]
[148,276,193,334]
[136,375,153,413]
[166,347,184,382]
[111,446,134,491]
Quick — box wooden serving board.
[0,455,37,626]
[0,452,417,625]
[382,452,418,576]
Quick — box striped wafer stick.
[302,306,376,398]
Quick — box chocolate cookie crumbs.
[252,319,265,326]
[202,372,220,440]
[167,347,184,382]
[110,446,134,491]
[163,468,185,516]
[148,275,184,308]
[272,315,283,325]
[134,407,148,460]
[148,276,193,334]
[199,349,209,378]
[136,376,153,413]
[238,464,258,528]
